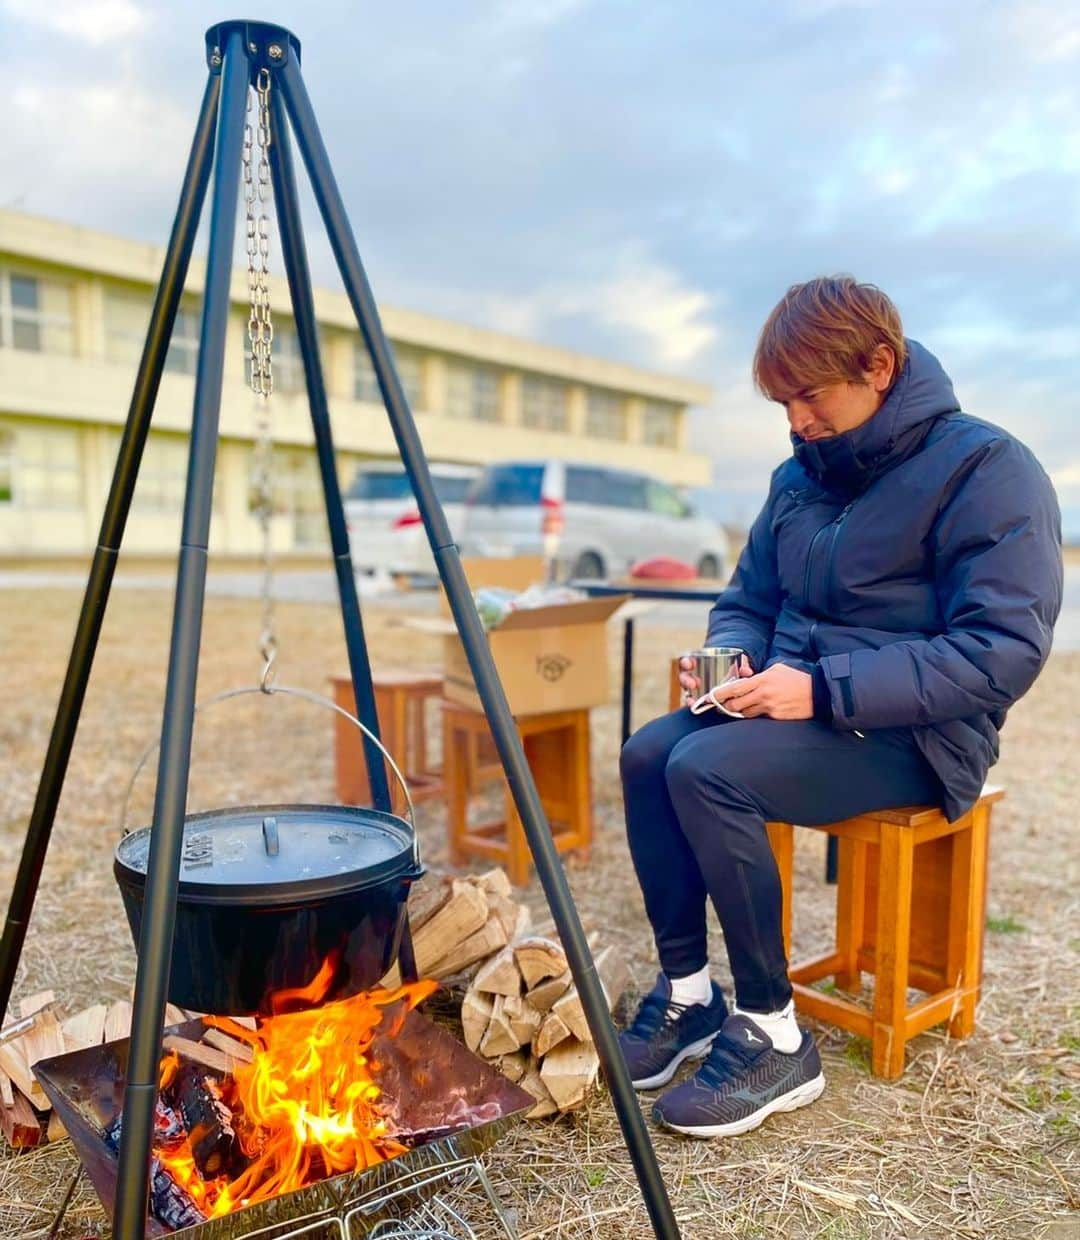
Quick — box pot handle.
[118,682,419,866]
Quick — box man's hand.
[708,662,814,720]
[679,653,753,702]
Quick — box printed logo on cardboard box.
[536,654,572,683]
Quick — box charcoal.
[103,1096,184,1153]
[176,1063,240,1178]
[150,1157,206,1230]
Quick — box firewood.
[519,1065,559,1119]
[164,1004,189,1027]
[0,1072,12,1108]
[104,1000,133,1043]
[540,1038,601,1112]
[460,990,494,1055]
[47,1111,67,1143]
[0,1012,62,1110]
[479,995,521,1057]
[175,1063,240,1177]
[533,1009,573,1058]
[514,937,567,989]
[403,880,488,980]
[202,1028,254,1065]
[429,912,509,981]
[407,873,454,931]
[525,970,572,1013]
[472,867,512,899]
[163,1036,236,1076]
[497,1051,528,1083]
[551,945,629,1043]
[61,1004,108,1054]
[507,996,542,1047]
[18,990,55,1019]
[0,1089,43,1148]
[486,893,530,941]
[0,1045,48,1111]
[472,946,523,998]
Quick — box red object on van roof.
[629,556,697,581]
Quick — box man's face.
[779,344,897,442]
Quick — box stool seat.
[330,670,445,811]
[443,701,593,886]
[767,785,1004,1079]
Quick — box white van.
[344,461,480,579]
[459,461,729,580]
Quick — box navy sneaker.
[618,973,728,1090]
[653,1012,825,1137]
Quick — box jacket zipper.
[824,501,855,613]
[803,521,830,607]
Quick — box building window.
[0,429,14,503]
[13,427,82,509]
[447,359,500,422]
[521,374,568,432]
[585,388,626,441]
[354,343,380,402]
[131,433,189,512]
[164,307,201,376]
[249,447,327,548]
[264,322,306,394]
[0,271,75,355]
[395,344,424,409]
[642,399,679,447]
[104,289,151,365]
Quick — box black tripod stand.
[0,21,681,1240]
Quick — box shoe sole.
[659,1071,826,1137]
[631,1033,719,1090]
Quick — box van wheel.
[697,554,721,579]
[573,551,605,580]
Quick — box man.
[618,276,1062,1138]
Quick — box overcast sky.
[2,0,1077,532]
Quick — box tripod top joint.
[205,20,300,78]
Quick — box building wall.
[0,210,713,557]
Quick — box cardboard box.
[438,555,547,616]
[432,594,628,716]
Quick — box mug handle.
[689,685,744,718]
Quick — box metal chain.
[244,69,277,690]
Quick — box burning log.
[175,1063,241,1178]
[104,1110,206,1231]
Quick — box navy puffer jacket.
[706,339,1063,821]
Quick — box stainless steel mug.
[681,646,747,717]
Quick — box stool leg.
[872,822,915,1078]
[835,837,867,992]
[947,803,991,1039]
[444,716,467,867]
[764,822,794,960]
[503,783,531,887]
[572,712,592,861]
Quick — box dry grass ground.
[0,585,1076,1238]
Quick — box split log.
[1,1090,43,1148]
[497,1051,528,1083]
[533,1010,572,1058]
[460,990,494,1055]
[473,868,512,899]
[384,880,488,987]
[551,945,629,1043]
[540,1038,601,1112]
[518,1065,558,1119]
[202,1028,254,1065]
[47,1111,68,1143]
[505,995,542,1047]
[514,938,567,989]
[487,894,530,941]
[428,913,509,980]
[18,990,55,1019]
[61,1004,108,1054]
[163,1036,236,1076]
[479,996,520,1058]
[407,873,455,931]
[525,970,571,1013]
[472,946,523,998]
[164,1004,189,1027]
[104,1000,133,1044]
[0,1072,12,1107]
[0,1012,61,1110]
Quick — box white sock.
[667,965,712,1009]
[735,998,801,1053]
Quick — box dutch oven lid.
[114,803,418,906]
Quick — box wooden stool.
[443,701,593,887]
[330,670,445,812]
[766,786,1004,1078]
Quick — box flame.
[155,975,437,1218]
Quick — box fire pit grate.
[34,1010,529,1238]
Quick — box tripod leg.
[113,30,249,1240]
[277,59,681,1240]
[0,72,222,1025]
[266,88,392,814]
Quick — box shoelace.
[625,991,690,1041]
[696,1031,762,1089]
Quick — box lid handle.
[262,816,280,857]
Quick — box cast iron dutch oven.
[114,803,423,1015]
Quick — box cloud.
[2,0,147,44]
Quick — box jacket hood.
[793,339,961,496]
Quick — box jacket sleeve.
[821,438,1063,730]
[704,488,783,672]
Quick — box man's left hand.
[708,663,814,720]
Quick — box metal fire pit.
[34,1011,532,1238]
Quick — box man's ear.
[869,344,896,392]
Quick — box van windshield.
[468,464,544,506]
[346,471,476,503]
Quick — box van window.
[469,463,544,506]
[647,479,688,518]
[565,466,607,505]
[346,471,413,501]
[434,475,476,503]
[602,471,648,511]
